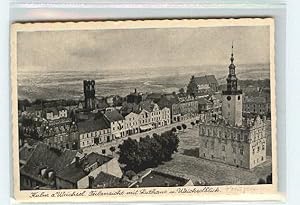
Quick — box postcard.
[11,18,282,202]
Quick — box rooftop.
[104,110,125,122]
[20,142,78,185]
[56,152,112,184]
[92,172,130,188]
[77,115,110,133]
[191,75,218,85]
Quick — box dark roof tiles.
[104,110,125,122]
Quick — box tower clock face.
[227,96,231,101]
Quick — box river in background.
[17,64,270,101]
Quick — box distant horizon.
[17,26,270,73]
[18,62,270,73]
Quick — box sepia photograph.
[11,19,278,202]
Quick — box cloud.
[17,26,270,72]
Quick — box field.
[153,125,273,186]
[17,64,269,101]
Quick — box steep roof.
[19,145,35,162]
[104,110,125,122]
[56,152,112,183]
[146,93,164,103]
[92,172,130,188]
[157,94,179,109]
[77,115,110,133]
[139,100,156,112]
[192,75,218,85]
[20,142,77,185]
[120,103,141,116]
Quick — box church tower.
[222,43,243,126]
[83,80,96,110]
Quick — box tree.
[171,127,177,133]
[257,178,266,184]
[182,124,187,131]
[176,125,182,131]
[152,133,159,138]
[118,138,141,171]
[119,131,179,172]
[109,146,116,156]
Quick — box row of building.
[19,142,193,190]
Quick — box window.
[211,155,214,159]
[261,156,264,161]
[252,148,255,154]
[203,153,206,157]
[262,144,265,150]
[211,141,214,149]
[240,148,244,155]
[257,146,260,153]
[223,156,226,161]
[222,145,225,151]
[233,147,236,153]
[238,96,241,100]
[205,141,208,148]
[234,159,237,164]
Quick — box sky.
[17,26,270,72]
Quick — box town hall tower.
[222,44,243,126]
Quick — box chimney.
[88,176,94,189]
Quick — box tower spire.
[231,41,234,64]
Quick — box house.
[90,172,131,189]
[45,107,68,121]
[20,142,78,190]
[104,109,126,140]
[243,96,270,116]
[130,169,193,188]
[77,114,111,149]
[22,104,43,118]
[187,75,218,96]
[55,152,123,189]
[124,111,140,136]
[197,98,214,113]
[138,100,171,131]
[126,89,144,104]
[40,118,79,150]
[158,94,198,123]
[146,92,164,103]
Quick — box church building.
[198,45,267,169]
